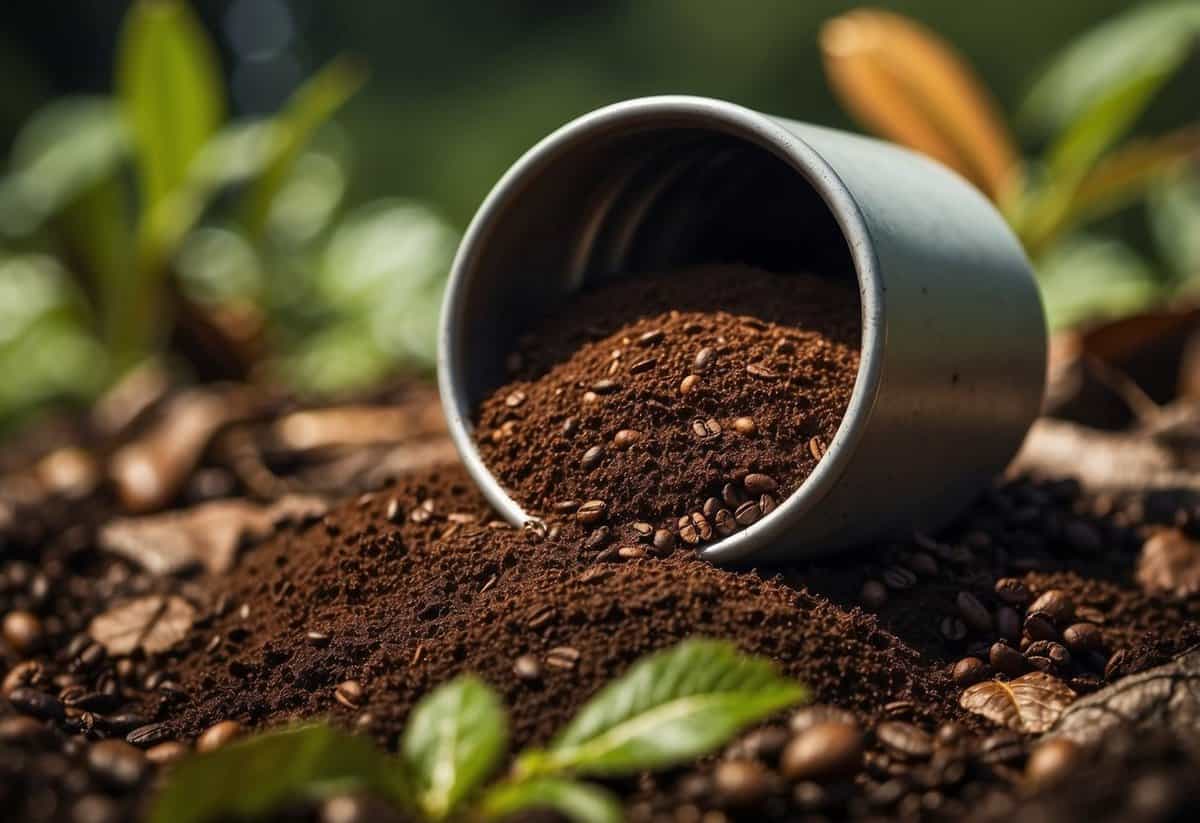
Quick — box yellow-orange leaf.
[820,8,1022,202]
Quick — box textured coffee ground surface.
[475,265,860,540]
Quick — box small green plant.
[150,639,808,823]
[821,1,1200,330]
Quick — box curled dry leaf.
[89,595,197,656]
[959,672,1077,733]
[100,495,328,576]
[1137,530,1200,600]
[819,8,1021,201]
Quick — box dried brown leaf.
[959,672,1077,732]
[820,9,1021,201]
[1138,530,1200,600]
[88,595,197,656]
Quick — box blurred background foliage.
[0,0,1197,433]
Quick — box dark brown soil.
[475,265,860,537]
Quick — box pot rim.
[437,94,887,564]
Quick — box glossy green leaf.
[518,639,807,778]
[1150,173,1200,284]
[241,57,366,240]
[117,0,225,211]
[479,778,623,823]
[402,675,508,819]
[1036,234,1163,330]
[1021,1,1200,136]
[149,724,412,823]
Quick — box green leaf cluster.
[149,638,808,823]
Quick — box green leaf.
[149,724,413,823]
[517,639,807,778]
[241,57,366,241]
[479,778,622,823]
[1021,1,1200,136]
[402,675,508,820]
[1036,234,1164,330]
[117,0,225,212]
[1150,173,1200,284]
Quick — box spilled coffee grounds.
[475,265,860,547]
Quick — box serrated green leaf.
[149,724,412,823]
[117,0,225,212]
[1021,1,1200,136]
[479,778,623,823]
[402,675,509,820]
[518,639,807,778]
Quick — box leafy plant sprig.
[149,638,809,823]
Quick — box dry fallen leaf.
[1138,530,1200,599]
[960,672,1077,733]
[820,8,1021,201]
[88,595,197,656]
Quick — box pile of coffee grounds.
[475,265,860,546]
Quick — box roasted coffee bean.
[513,655,542,682]
[1063,622,1103,654]
[2,660,43,696]
[883,700,915,718]
[584,526,611,549]
[617,545,646,560]
[956,591,993,633]
[127,722,171,747]
[503,390,526,408]
[591,378,620,394]
[552,500,580,515]
[1025,738,1082,789]
[652,529,676,554]
[1025,640,1071,668]
[1029,589,1074,624]
[1024,612,1060,642]
[996,606,1021,641]
[695,417,722,438]
[744,473,778,494]
[952,657,988,687]
[714,509,736,536]
[808,437,827,461]
[781,721,864,782]
[694,347,717,372]
[67,691,118,713]
[994,578,1031,607]
[728,725,789,763]
[690,512,712,541]
[581,445,605,470]
[561,417,578,436]
[733,417,757,435]
[702,497,721,518]
[637,329,663,346]
[100,713,149,734]
[977,731,1025,765]
[576,500,608,525]
[546,646,581,670]
[861,580,888,609]
[875,721,934,760]
[722,482,747,508]
[613,429,641,449]
[734,500,761,527]
[1104,648,1127,680]
[713,760,770,806]
[759,493,777,516]
[145,741,190,766]
[990,642,1029,678]
[196,720,242,752]
[87,740,147,788]
[335,680,364,709]
[0,715,53,745]
[790,704,858,734]
[7,687,64,720]
[940,616,967,642]
[678,516,700,545]
[882,565,917,591]
[746,363,779,379]
[679,374,700,395]
[2,610,43,654]
[631,521,654,539]
[629,357,657,374]
[306,630,331,648]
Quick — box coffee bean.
[7,687,63,720]
[1024,738,1081,790]
[690,512,713,541]
[714,509,737,536]
[504,390,526,408]
[145,741,190,766]
[883,699,915,718]
[545,646,580,670]
[613,429,641,449]
[875,721,934,760]
[694,347,717,372]
[652,529,676,554]
[306,631,331,648]
[759,493,777,516]
[196,720,241,753]
[591,378,620,394]
[940,617,967,642]
[882,565,917,591]
[781,721,864,782]
[861,580,888,609]
[2,660,43,696]
[581,445,604,470]
[1024,612,1060,642]
[698,497,717,518]
[714,760,770,806]
[680,374,700,394]
[637,329,663,346]
[630,521,654,539]
[1063,622,1103,654]
[807,437,827,461]
[513,654,542,682]
[1029,589,1074,624]
[335,680,364,709]
[584,526,611,549]
[734,500,761,527]
[744,473,778,494]
[617,545,646,560]
[996,606,1021,641]
[989,642,1027,677]
[952,657,988,687]
[994,578,1031,607]
[552,500,580,515]
[87,740,147,788]
[678,516,700,545]
[1104,648,1127,680]
[728,725,790,763]
[977,731,1025,765]
[576,500,608,525]
[733,417,757,435]
[0,715,53,745]
[126,722,171,747]
[2,610,43,654]
[956,591,993,633]
[691,417,721,438]
[789,704,858,734]
[102,713,150,734]
[630,357,657,374]
[561,417,578,436]
[1026,640,1071,668]
[746,363,778,379]
[385,499,402,522]
[722,482,747,508]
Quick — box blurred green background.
[0,0,1197,431]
